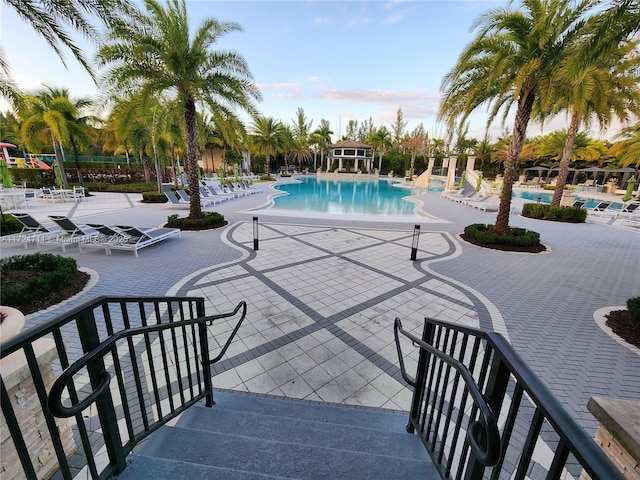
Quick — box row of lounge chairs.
[441,190,500,212]
[585,200,640,219]
[1,214,181,257]
[162,181,262,207]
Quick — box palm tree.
[2,0,130,102]
[18,85,94,188]
[312,119,333,171]
[544,36,640,206]
[439,0,594,235]
[251,116,286,177]
[97,0,261,218]
[369,126,393,172]
[611,122,640,172]
[536,130,607,164]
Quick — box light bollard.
[253,216,259,251]
[411,224,420,261]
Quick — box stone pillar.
[446,156,458,193]
[442,157,450,176]
[1,339,76,479]
[580,396,640,480]
[466,156,476,173]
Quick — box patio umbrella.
[0,158,13,188]
[623,175,636,202]
[51,160,64,187]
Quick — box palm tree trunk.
[70,137,84,184]
[493,91,535,235]
[184,97,202,218]
[551,112,580,206]
[51,133,69,189]
[266,154,270,176]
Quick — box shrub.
[9,168,47,188]
[260,175,275,181]
[142,191,168,203]
[166,212,226,230]
[1,253,78,308]
[464,223,540,247]
[522,203,587,223]
[628,297,640,328]
[0,214,24,235]
[280,173,291,177]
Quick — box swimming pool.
[267,177,442,216]
[512,189,623,210]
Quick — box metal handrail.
[48,301,247,419]
[394,317,501,466]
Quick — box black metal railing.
[0,296,246,480]
[394,316,624,480]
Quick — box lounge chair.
[175,188,215,206]
[162,184,189,206]
[467,195,500,212]
[109,225,181,257]
[571,200,586,208]
[590,201,612,213]
[79,224,131,255]
[201,181,234,200]
[45,216,99,251]
[224,184,249,198]
[1,213,60,248]
[239,181,262,194]
[199,187,229,203]
[617,202,640,219]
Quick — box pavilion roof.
[329,139,372,149]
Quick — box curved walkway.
[4,179,639,435]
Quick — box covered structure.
[327,140,373,173]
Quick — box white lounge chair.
[108,225,182,257]
[45,216,100,251]
[1,213,61,248]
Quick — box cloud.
[382,13,402,25]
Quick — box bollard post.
[253,216,259,251]
[411,225,420,260]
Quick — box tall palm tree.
[97,0,261,218]
[2,0,130,103]
[369,126,393,172]
[18,85,93,188]
[544,37,640,205]
[251,116,286,177]
[536,130,606,165]
[312,119,333,171]
[439,0,594,234]
[611,122,640,172]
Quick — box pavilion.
[327,140,373,173]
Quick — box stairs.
[118,390,439,479]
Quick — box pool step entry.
[120,390,439,479]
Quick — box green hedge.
[464,223,540,247]
[1,253,78,308]
[522,203,587,223]
[166,212,226,230]
[142,192,168,203]
[0,214,24,235]
[628,297,640,328]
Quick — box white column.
[446,156,458,193]
[466,155,476,172]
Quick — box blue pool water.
[512,190,622,210]
[269,177,442,216]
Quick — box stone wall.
[1,339,76,480]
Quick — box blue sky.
[0,1,622,141]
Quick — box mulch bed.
[460,234,547,253]
[163,220,228,231]
[606,310,640,349]
[1,269,90,315]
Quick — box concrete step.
[118,391,439,479]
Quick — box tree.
[251,116,286,176]
[369,126,393,172]
[544,34,640,206]
[312,119,333,171]
[2,0,130,103]
[97,0,261,218]
[439,0,595,235]
[391,108,407,147]
[402,124,428,179]
[18,86,94,188]
[611,122,640,171]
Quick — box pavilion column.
[446,156,458,193]
[442,157,450,176]
[466,156,476,173]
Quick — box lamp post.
[253,217,259,251]
[411,225,420,261]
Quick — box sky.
[0,0,629,143]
